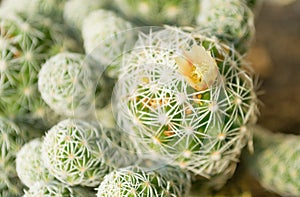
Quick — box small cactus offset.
[38,52,95,118]
[82,9,135,78]
[113,0,199,26]
[42,119,137,187]
[0,117,29,196]
[115,26,257,186]
[16,138,54,187]
[23,180,95,197]
[245,126,300,197]
[96,165,191,197]
[196,0,255,53]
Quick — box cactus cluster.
[2,0,293,196]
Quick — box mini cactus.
[115,26,257,186]
[16,138,54,187]
[113,0,199,26]
[82,9,135,78]
[38,52,95,118]
[42,119,137,187]
[0,117,29,196]
[23,180,95,197]
[245,126,300,197]
[196,0,255,53]
[96,165,191,197]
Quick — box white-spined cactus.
[96,165,191,197]
[82,9,135,78]
[42,119,137,187]
[245,126,300,197]
[113,0,199,26]
[38,52,95,118]
[23,180,95,197]
[196,0,255,53]
[16,138,54,187]
[115,26,257,187]
[0,117,28,196]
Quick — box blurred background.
[236,0,300,196]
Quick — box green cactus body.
[16,138,54,187]
[115,26,257,186]
[0,13,72,126]
[96,165,191,197]
[113,0,199,26]
[0,117,28,196]
[196,0,255,53]
[38,52,95,118]
[42,119,137,187]
[246,126,300,197]
[23,180,95,197]
[82,9,135,78]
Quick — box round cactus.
[38,52,95,118]
[16,138,54,187]
[114,26,257,186]
[96,165,191,197]
[42,119,136,187]
[0,117,29,196]
[196,0,255,53]
[245,126,300,197]
[23,180,95,197]
[82,9,135,78]
[113,0,199,26]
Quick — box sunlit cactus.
[245,126,300,197]
[115,26,257,187]
[38,52,95,118]
[82,9,135,78]
[0,117,29,196]
[16,138,54,187]
[23,180,95,197]
[96,165,191,197]
[113,0,199,26]
[196,0,255,53]
[42,119,137,187]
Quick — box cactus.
[23,180,95,197]
[82,9,135,78]
[115,26,257,187]
[196,0,255,53]
[245,126,300,197]
[0,117,29,196]
[113,0,199,26]
[96,165,191,197]
[42,119,137,187]
[0,13,73,126]
[38,52,95,118]
[16,138,54,187]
